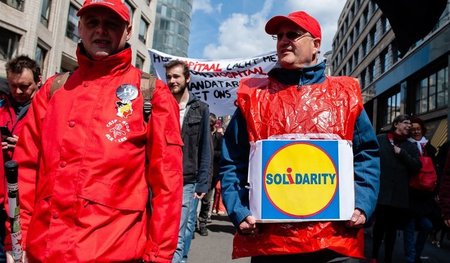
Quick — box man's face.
[275,23,321,69]
[78,7,131,59]
[166,65,190,96]
[6,68,40,104]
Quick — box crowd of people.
[0,1,449,263]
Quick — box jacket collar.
[76,43,132,78]
[268,61,326,86]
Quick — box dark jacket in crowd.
[181,92,211,193]
[377,133,421,209]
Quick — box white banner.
[149,49,278,116]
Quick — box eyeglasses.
[400,121,411,125]
[272,31,311,41]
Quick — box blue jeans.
[182,197,199,262]
[403,216,433,263]
[172,183,195,263]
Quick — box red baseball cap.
[265,11,322,39]
[77,0,130,25]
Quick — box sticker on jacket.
[115,84,138,118]
[105,119,130,143]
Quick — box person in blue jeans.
[165,60,211,263]
[403,117,437,263]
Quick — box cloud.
[202,0,275,59]
[199,0,346,59]
[192,0,214,14]
[285,0,347,53]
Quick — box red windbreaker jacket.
[9,46,183,262]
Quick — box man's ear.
[126,25,132,41]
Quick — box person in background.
[220,10,380,263]
[372,114,421,263]
[403,116,438,263]
[6,0,183,262]
[197,113,224,236]
[0,55,41,263]
[164,60,211,263]
[438,143,450,228]
[1,55,41,158]
[211,119,226,217]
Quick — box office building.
[0,0,156,81]
[330,0,449,147]
[152,0,193,57]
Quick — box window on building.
[35,45,47,68]
[368,61,375,83]
[354,50,359,66]
[354,21,360,37]
[66,4,80,42]
[362,7,368,26]
[125,0,135,20]
[0,27,20,61]
[369,28,376,48]
[380,15,387,35]
[135,54,145,70]
[390,43,400,64]
[40,0,52,27]
[139,17,149,43]
[416,67,449,114]
[0,0,24,11]
[379,48,388,74]
[360,70,366,89]
[384,92,401,126]
[361,39,367,56]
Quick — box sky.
[188,0,347,60]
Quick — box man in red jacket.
[1,55,41,263]
[6,0,183,262]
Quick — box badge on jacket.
[116,84,138,118]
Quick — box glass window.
[0,0,24,11]
[40,0,52,27]
[0,27,20,61]
[66,4,80,42]
[35,45,47,68]
[136,54,145,70]
[379,48,388,74]
[368,61,375,83]
[361,39,367,56]
[125,0,135,20]
[139,17,149,43]
[415,67,448,114]
[384,92,401,126]
[436,67,448,108]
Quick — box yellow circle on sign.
[264,143,337,217]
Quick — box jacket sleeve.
[142,80,183,263]
[219,109,251,227]
[352,109,380,219]
[194,105,211,194]
[4,76,55,250]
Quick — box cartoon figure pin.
[116,84,138,118]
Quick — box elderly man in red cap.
[220,11,380,262]
[5,0,183,262]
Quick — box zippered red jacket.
[8,45,183,262]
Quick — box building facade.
[330,0,449,148]
[0,0,156,81]
[152,0,193,57]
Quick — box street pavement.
[187,215,450,263]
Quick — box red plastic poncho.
[233,76,364,258]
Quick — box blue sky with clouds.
[188,0,347,60]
